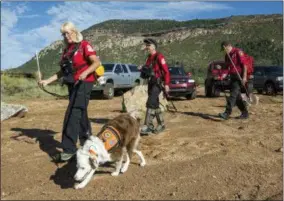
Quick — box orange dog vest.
[97,126,122,152]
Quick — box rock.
[238,126,244,130]
[170,192,176,196]
[122,85,168,119]
[1,102,28,121]
[275,147,283,152]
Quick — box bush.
[1,75,68,102]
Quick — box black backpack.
[140,53,162,80]
[60,42,81,85]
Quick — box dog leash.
[62,80,82,134]
[160,85,178,112]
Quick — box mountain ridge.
[7,14,283,80]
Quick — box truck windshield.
[267,66,283,76]
[102,64,115,72]
[213,63,227,70]
[169,67,185,75]
[129,65,139,72]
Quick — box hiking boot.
[154,125,165,134]
[153,108,165,134]
[61,152,75,161]
[52,152,75,162]
[218,112,230,120]
[236,112,249,119]
[140,125,154,135]
[141,108,155,135]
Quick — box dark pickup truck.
[168,66,197,100]
[253,66,283,95]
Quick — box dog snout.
[74,173,80,181]
[74,171,83,181]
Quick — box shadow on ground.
[10,128,61,158]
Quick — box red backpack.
[245,54,254,79]
[235,51,254,79]
[238,51,254,79]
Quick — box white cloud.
[15,4,28,14]
[1,1,232,70]
[21,14,40,19]
[1,9,18,29]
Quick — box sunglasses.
[61,31,72,37]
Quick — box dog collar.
[89,145,98,156]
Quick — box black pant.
[225,76,247,115]
[146,82,162,109]
[61,81,93,154]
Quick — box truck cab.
[92,63,142,99]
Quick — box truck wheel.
[103,83,114,99]
[257,89,263,94]
[265,82,276,95]
[213,85,221,97]
[134,80,140,86]
[186,90,197,100]
[205,80,212,97]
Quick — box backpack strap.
[63,42,81,61]
[235,49,247,72]
[66,42,89,72]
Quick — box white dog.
[74,113,146,189]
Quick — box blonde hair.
[60,21,83,43]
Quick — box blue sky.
[1,1,283,70]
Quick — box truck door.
[121,64,131,86]
[113,64,124,87]
[253,67,265,89]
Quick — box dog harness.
[88,126,122,157]
[97,126,122,153]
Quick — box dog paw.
[120,166,128,173]
[111,172,119,176]
[74,183,84,189]
[140,162,146,167]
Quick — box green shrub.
[1,75,68,101]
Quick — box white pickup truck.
[92,63,142,99]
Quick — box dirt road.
[1,88,283,200]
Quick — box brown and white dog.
[74,112,146,189]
